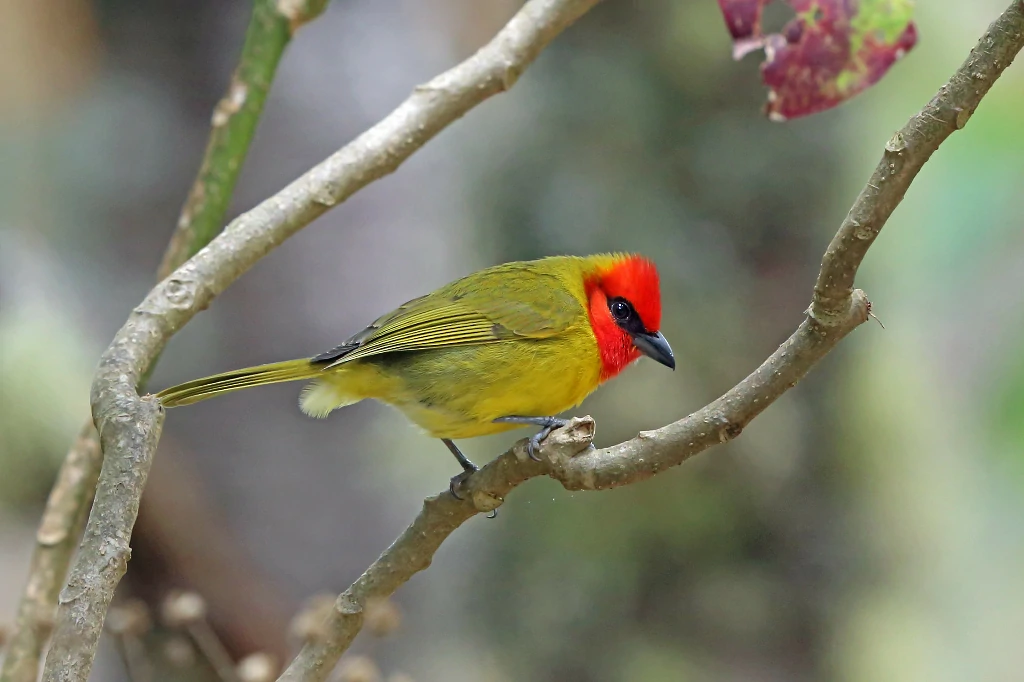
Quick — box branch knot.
[530,416,596,468]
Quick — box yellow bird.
[156,254,674,494]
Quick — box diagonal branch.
[276,2,1024,680]
[38,1,603,681]
[0,4,331,682]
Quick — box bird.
[155,253,675,496]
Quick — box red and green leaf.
[718,0,917,120]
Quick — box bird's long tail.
[155,359,324,407]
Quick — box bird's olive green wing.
[313,265,583,368]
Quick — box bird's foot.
[493,415,569,462]
[442,439,497,518]
[442,438,478,500]
[448,466,478,500]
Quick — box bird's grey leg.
[441,439,497,519]
[443,437,478,477]
[492,415,569,462]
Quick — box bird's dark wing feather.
[311,265,583,368]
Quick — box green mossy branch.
[157,0,329,279]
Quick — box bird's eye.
[609,298,632,321]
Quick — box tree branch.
[157,0,329,280]
[2,5,332,682]
[275,2,1024,680]
[0,426,100,682]
[37,1,602,681]
[810,2,1024,325]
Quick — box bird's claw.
[448,468,498,518]
[440,439,496,517]
[493,415,569,461]
[448,467,477,500]
[526,428,552,461]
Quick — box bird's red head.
[584,254,674,380]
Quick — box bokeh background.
[2,0,1024,680]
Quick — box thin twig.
[276,3,1024,680]
[186,620,242,682]
[106,599,153,682]
[159,591,240,681]
[39,1,602,681]
[1,4,331,682]
[114,634,153,682]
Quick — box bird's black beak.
[632,330,675,370]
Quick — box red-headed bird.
[156,254,674,493]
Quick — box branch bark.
[2,5,331,682]
[0,426,100,682]
[37,1,602,681]
[276,2,1024,680]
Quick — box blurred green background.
[2,1,1023,680]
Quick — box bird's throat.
[585,281,642,380]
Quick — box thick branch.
[276,3,1024,679]
[2,5,331,682]
[38,1,601,681]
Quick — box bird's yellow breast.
[317,322,604,440]
[303,255,632,439]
